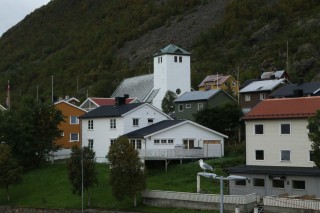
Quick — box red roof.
[242,97,320,120]
[91,98,134,106]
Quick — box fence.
[138,149,204,158]
[142,190,258,212]
[264,196,320,212]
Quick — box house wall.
[175,92,236,121]
[199,76,238,96]
[240,92,270,111]
[143,122,224,157]
[81,105,170,162]
[153,54,191,110]
[55,102,86,149]
[245,119,314,167]
[229,172,320,197]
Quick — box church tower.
[152,44,191,110]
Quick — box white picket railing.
[138,149,204,158]
[264,196,320,210]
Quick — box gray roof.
[270,81,320,98]
[124,120,185,138]
[153,44,190,57]
[79,103,145,119]
[261,70,286,79]
[239,79,286,93]
[111,74,154,102]
[227,165,320,177]
[174,89,221,102]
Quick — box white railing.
[138,149,204,158]
[142,190,258,204]
[264,196,320,210]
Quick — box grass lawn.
[0,155,244,212]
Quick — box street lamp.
[198,172,249,213]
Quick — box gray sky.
[0,0,50,37]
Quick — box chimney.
[115,96,126,106]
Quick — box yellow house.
[198,74,239,96]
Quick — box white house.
[227,97,320,197]
[124,119,227,160]
[111,44,191,110]
[79,102,171,162]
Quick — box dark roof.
[79,103,145,119]
[124,120,185,138]
[270,81,320,98]
[153,44,190,56]
[174,90,221,102]
[226,165,320,177]
[241,97,320,120]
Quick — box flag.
[6,80,10,110]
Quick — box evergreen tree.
[307,110,320,168]
[0,144,22,202]
[161,90,177,114]
[108,136,146,207]
[67,146,98,207]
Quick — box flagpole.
[51,76,54,103]
[7,80,10,110]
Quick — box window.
[148,118,154,125]
[88,139,94,149]
[272,179,285,188]
[281,150,291,161]
[133,118,139,126]
[70,133,79,141]
[281,123,291,135]
[110,139,116,146]
[254,124,264,134]
[293,180,305,189]
[130,139,136,147]
[88,120,93,130]
[310,150,315,162]
[179,56,182,63]
[110,119,116,129]
[255,150,264,160]
[260,93,266,100]
[61,132,64,137]
[186,104,191,109]
[168,139,174,144]
[198,103,204,111]
[245,94,251,102]
[253,178,265,187]
[154,139,160,144]
[158,57,162,63]
[130,139,142,149]
[161,139,167,144]
[174,56,177,62]
[235,180,246,186]
[178,104,183,112]
[70,116,79,124]
[137,140,142,149]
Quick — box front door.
[183,139,194,149]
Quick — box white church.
[111,44,191,110]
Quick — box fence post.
[235,206,240,213]
[197,174,200,193]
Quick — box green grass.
[0,156,244,212]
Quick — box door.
[183,139,195,149]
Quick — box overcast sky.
[0,0,50,36]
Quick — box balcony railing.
[138,149,204,158]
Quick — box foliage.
[193,103,243,142]
[108,136,146,207]
[307,110,320,168]
[67,146,98,207]
[0,144,22,202]
[161,90,177,114]
[2,98,64,169]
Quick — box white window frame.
[260,93,266,100]
[254,124,264,135]
[110,118,116,129]
[168,139,174,144]
[133,118,139,127]
[281,150,291,161]
[174,56,177,62]
[245,94,251,102]
[178,104,184,112]
[253,178,265,187]
[70,133,79,142]
[280,123,291,135]
[255,150,264,160]
[198,103,204,111]
[292,180,306,190]
[154,139,160,144]
[309,150,315,162]
[110,138,116,146]
[88,120,93,130]
[179,56,182,63]
[70,116,79,124]
[186,104,191,109]
[147,118,154,125]
[88,139,94,149]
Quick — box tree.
[307,110,320,168]
[161,90,177,114]
[0,144,22,202]
[3,98,64,168]
[108,136,146,207]
[194,103,243,142]
[67,146,98,207]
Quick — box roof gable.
[270,81,320,98]
[242,97,320,120]
[54,100,87,112]
[240,79,286,93]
